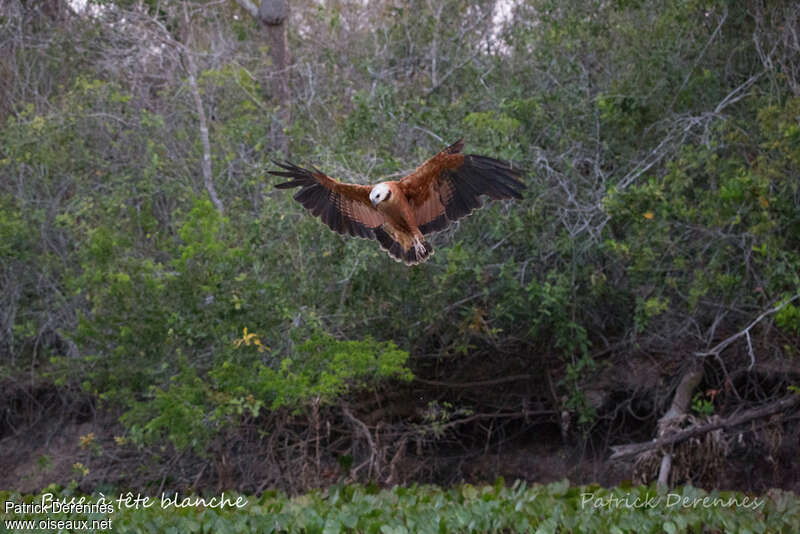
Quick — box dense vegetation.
[3,482,800,533]
[1,0,799,496]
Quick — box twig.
[411,125,444,143]
[414,374,533,389]
[432,409,557,433]
[713,72,764,114]
[669,6,728,111]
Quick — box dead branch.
[413,374,533,389]
[611,394,800,460]
[431,409,557,433]
[669,6,728,110]
[231,0,259,19]
[695,295,800,367]
[341,404,378,478]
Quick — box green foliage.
[2,482,799,533]
[635,297,669,334]
[526,273,590,359]
[212,329,412,411]
[121,363,212,453]
[603,95,800,344]
[691,393,714,417]
[0,196,31,260]
[256,332,412,410]
[118,325,411,453]
[777,302,800,336]
[462,110,521,152]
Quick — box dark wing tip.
[270,160,315,188]
[270,160,299,171]
[444,138,465,154]
[435,154,527,221]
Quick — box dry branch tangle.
[610,394,800,460]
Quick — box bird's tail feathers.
[374,228,434,266]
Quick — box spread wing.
[270,161,384,238]
[398,139,526,235]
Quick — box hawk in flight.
[270,139,525,265]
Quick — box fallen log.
[610,394,800,460]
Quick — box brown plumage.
[270,139,525,265]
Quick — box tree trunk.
[260,0,290,155]
[38,0,66,22]
[264,24,290,155]
[233,0,291,155]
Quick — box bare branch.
[713,72,764,114]
[411,125,444,143]
[694,295,800,359]
[669,6,728,111]
[183,2,224,214]
[341,404,378,478]
[231,0,259,19]
[414,374,533,389]
[611,394,800,460]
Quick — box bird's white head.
[370,183,392,208]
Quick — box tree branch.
[694,295,800,362]
[231,0,259,19]
[610,394,800,460]
[414,374,533,389]
[183,2,224,215]
[341,404,378,477]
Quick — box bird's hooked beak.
[371,197,378,208]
